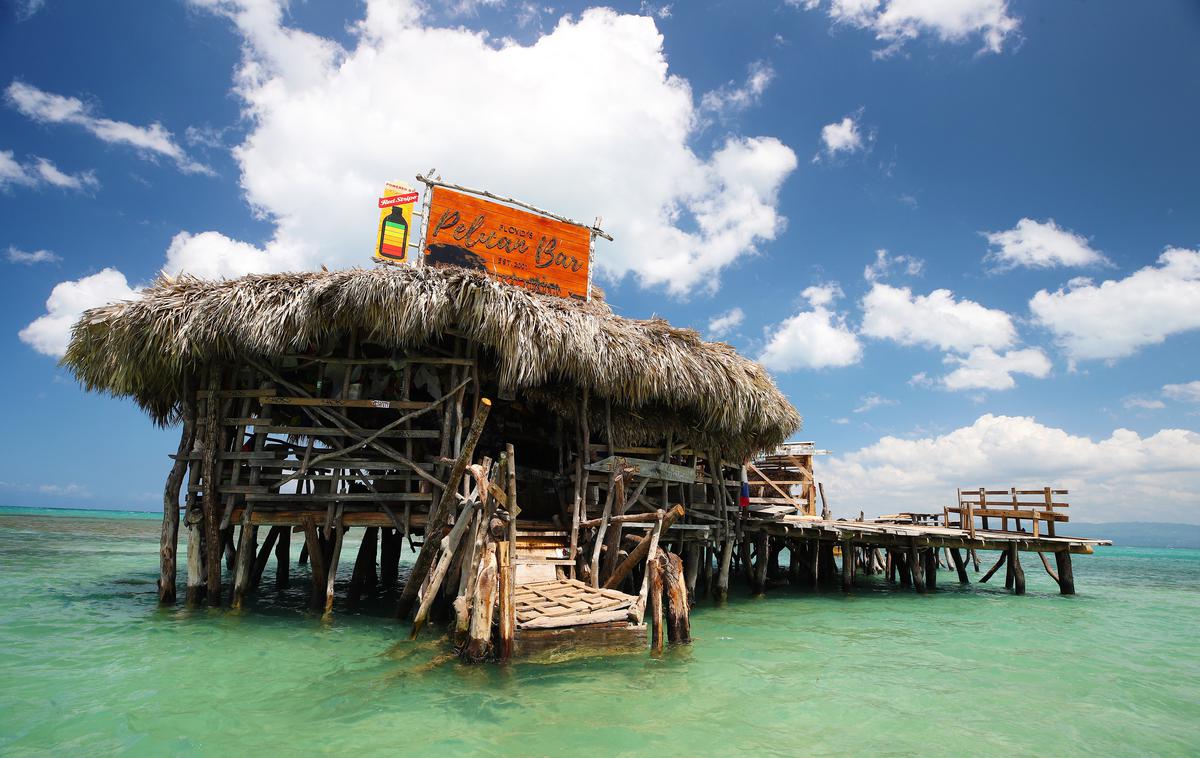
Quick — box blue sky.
[1,0,1198,521]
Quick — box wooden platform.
[515,579,638,630]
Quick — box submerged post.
[950,547,970,583]
[1008,542,1026,595]
[1054,550,1076,595]
[159,376,196,605]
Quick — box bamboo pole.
[396,398,491,620]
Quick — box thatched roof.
[64,266,800,457]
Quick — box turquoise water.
[1,508,1198,756]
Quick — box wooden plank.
[244,492,432,502]
[261,397,428,410]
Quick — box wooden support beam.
[301,516,326,611]
[979,550,1007,583]
[661,550,691,644]
[396,398,492,620]
[231,510,256,609]
[323,505,346,613]
[274,526,290,589]
[909,540,926,594]
[751,531,769,596]
[411,500,479,637]
[1038,551,1061,588]
[159,379,196,604]
[249,525,282,591]
[497,540,514,662]
[649,555,664,655]
[950,547,970,584]
[1054,550,1076,595]
[1009,542,1026,595]
[841,540,853,593]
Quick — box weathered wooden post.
[909,540,926,593]
[841,540,853,593]
[1009,543,1026,595]
[1054,550,1076,595]
[751,531,769,595]
[200,366,223,606]
[950,547,970,583]
[274,526,290,590]
[159,377,196,605]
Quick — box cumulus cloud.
[861,282,1017,353]
[863,248,923,282]
[759,284,863,371]
[0,149,97,191]
[984,218,1108,270]
[941,346,1051,391]
[1163,381,1200,404]
[814,111,867,162]
[159,1,796,295]
[1029,248,1200,363]
[701,60,774,118]
[6,81,211,175]
[821,414,1200,522]
[18,268,138,357]
[7,246,61,265]
[798,0,1020,57]
[707,307,745,340]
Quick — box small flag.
[739,481,750,509]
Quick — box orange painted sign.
[423,187,591,300]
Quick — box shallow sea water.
[1,508,1197,756]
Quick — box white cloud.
[984,218,1108,270]
[832,417,850,425]
[1124,396,1165,411]
[1030,248,1200,362]
[941,346,1051,391]
[854,392,896,413]
[701,60,774,117]
[861,282,1017,352]
[639,2,673,19]
[814,111,866,162]
[18,268,138,357]
[798,0,1020,57]
[38,483,92,498]
[158,1,796,295]
[1163,381,1200,404]
[759,284,863,371]
[863,248,923,282]
[822,414,1200,523]
[707,307,745,340]
[164,230,287,279]
[0,149,96,191]
[6,81,211,175]
[7,246,61,265]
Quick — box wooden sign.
[586,456,697,484]
[423,186,591,300]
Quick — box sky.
[1,0,1198,522]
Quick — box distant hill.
[1069,522,1200,549]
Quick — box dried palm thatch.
[64,266,799,457]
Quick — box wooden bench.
[946,487,1069,538]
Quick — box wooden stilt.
[751,531,769,595]
[298,540,309,566]
[497,539,514,662]
[185,521,204,605]
[649,555,664,654]
[274,527,290,590]
[661,550,691,644]
[324,506,346,613]
[1009,543,1026,595]
[159,379,196,605]
[910,541,926,593]
[301,516,327,611]
[231,511,256,609]
[924,549,937,591]
[1054,550,1075,595]
[683,542,700,603]
[886,549,895,582]
[950,547,970,583]
[841,540,853,593]
[896,549,911,588]
[349,527,379,602]
[715,535,734,602]
[249,525,282,591]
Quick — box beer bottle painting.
[378,205,409,261]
